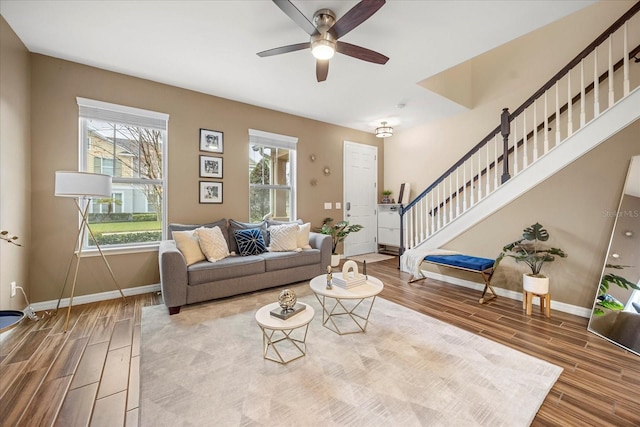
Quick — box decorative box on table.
[332,260,367,289]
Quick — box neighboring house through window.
[78,97,168,249]
[248,129,297,223]
[92,192,123,214]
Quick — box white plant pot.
[331,254,341,267]
[523,274,549,294]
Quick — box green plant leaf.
[522,222,549,242]
[597,294,624,311]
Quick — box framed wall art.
[199,181,223,204]
[200,155,223,179]
[398,182,411,204]
[199,128,223,153]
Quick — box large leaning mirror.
[588,155,640,356]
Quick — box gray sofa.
[159,219,332,314]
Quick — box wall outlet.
[335,202,341,209]
[10,281,17,298]
[324,202,332,210]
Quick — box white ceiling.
[0,0,595,134]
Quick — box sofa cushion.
[297,222,312,249]
[172,230,206,266]
[234,228,267,256]
[195,226,230,262]
[228,219,267,253]
[261,249,322,272]
[187,255,265,285]
[169,219,229,247]
[268,223,299,252]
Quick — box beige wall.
[29,54,382,303]
[0,16,31,310]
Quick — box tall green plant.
[316,217,363,255]
[496,222,567,276]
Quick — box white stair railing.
[401,4,640,253]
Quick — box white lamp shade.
[55,171,112,198]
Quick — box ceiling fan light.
[375,122,393,138]
[311,39,335,60]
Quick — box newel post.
[500,107,511,184]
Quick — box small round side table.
[255,302,314,364]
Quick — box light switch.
[324,202,332,210]
[335,202,341,209]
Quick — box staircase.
[400,2,640,261]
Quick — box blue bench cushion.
[424,254,494,271]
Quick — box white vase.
[331,254,340,267]
[523,274,549,294]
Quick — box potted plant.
[381,190,392,204]
[316,217,364,266]
[496,222,567,294]
[593,264,640,316]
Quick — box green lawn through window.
[89,221,161,233]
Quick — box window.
[248,129,297,223]
[78,97,168,250]
[91,192,123,214]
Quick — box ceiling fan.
[257,0,389,82]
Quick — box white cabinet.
[377,204,401,251]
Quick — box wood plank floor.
[1,257,638,426]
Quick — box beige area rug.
[348,253,395,264]
[140,284,562,426]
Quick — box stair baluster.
[398,3,640,257]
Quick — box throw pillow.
[297,222,312,249]
[266,218,304,227]
[168,219,229,247]
[228,219,268,253]
[268,223,299,252]
[195,226,230,262]
[172,230,206,266]
[234,228,267,256]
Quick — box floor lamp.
[55,171,127,332]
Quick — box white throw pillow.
[297,222,312,249]
[268,223,300,252]
[172,230,206,266]
[196,226,230,262]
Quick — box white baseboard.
[29,283,161,312]
[420,270,592,318]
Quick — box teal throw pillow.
[234,228,267,256]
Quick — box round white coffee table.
[255,302,314,364]
[309,273,384,335]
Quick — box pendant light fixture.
[375,121,393,138]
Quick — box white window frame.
[248,129,297,222]
[77,97,169,253]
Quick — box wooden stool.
[523,290,551,318]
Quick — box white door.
[343,141,378,256]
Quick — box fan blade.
[273,0,318,36]
[336,42,389,64]
[316,60,329,82]
[330,0,385,39]
[257,42,310,57]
